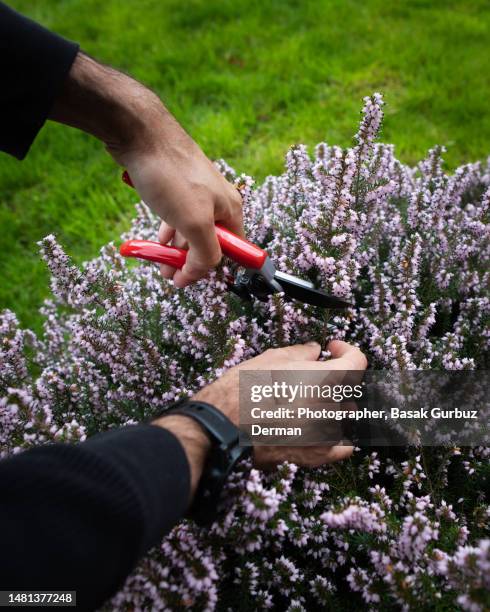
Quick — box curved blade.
[274,271,352,309]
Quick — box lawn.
[1,0,489,330]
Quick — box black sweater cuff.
[0,2,79,159]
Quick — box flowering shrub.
[1,94,489,610]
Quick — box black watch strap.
[167,400,239,447]
[166,398,251,525]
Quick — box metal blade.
[274,271,352,309]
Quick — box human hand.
[116,127,244,288]
[50,52,244,288]
[154,340,366,500]
[193,339,367,469]
[106,83,244,288]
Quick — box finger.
[254,444,353,470]
[219,211,245,239]
[326,340,368,370]
[171,231,188,250]
[158,225,181,280]
[166,232,188,281]
[274,341,322,362]
[218,188,245,238]
[158,221,175,245]
[295,444,354,467]
[159,263,175,280]
[322,444,354,462]
[173,223,221,288]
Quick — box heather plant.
[1,94,489,611]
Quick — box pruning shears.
[119,171,351,309]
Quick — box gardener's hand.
[50,51,244,288]
[118,128,244,288]
[196,340,366,469]
[155,340,367,497]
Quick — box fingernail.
[306,341,320,347]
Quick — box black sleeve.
[0,424,191,611]
[0,2,79,159]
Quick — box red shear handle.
[122,170,133,187]
[121,170,267,270]
[213,224,266,270]
[120,240,187,269]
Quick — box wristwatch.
[165,398,252,526]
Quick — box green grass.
[1,0,490,330]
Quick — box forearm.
[48,49,219,232]
[49,51,187,160]
[50,51,161,150]
[0,3,243,285]
[0,424,190,609]
[154,415,211,498]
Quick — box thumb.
[277,341,322,362]
[326,340,367,370]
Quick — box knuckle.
[230,188,243,208]
[182,265,206,281]
[189,248,221,272]
[181,218,203,236]
[219,189,242,216]
[208,250,222,267]
[355,348,368,369]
